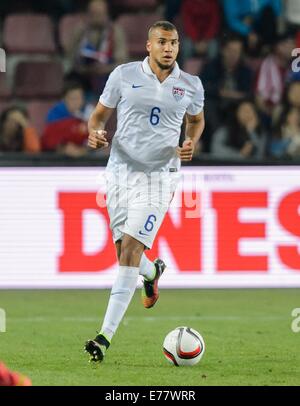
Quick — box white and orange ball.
[163,327,205,366]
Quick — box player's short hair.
[148,21,178,39]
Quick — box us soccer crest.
[172,86,185,102]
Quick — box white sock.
[100,266,139,342]
[139,253,156,281]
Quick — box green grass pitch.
[0,289,299,386]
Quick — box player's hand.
[88,129,109,149]
[176,140,194,162]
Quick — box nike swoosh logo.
[139,231,149,236]
[132,84,143,88]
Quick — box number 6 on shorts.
[144,215,157,232]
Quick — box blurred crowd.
[0,0,300,161]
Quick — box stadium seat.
[14,61,64,99]
[0,101,10,115]
[183,58,204,76]
[116,13,162,58]
[172,14,185,37]
[112,0,158,11]
[3,14,56,54]
[27,100,58,136]
[0,74,12,100]
[59,13,87,53]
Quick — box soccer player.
[85,21,205,363]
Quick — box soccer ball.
[163,326,205,366]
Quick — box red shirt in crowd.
[181,0,221,42]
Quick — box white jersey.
[100,57,205,175]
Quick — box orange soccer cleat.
[142,258,166,309]
[0,362,32,386]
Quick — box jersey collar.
[142,57,180,80]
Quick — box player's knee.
[120,242,143,266]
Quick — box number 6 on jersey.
[150,107,161,126]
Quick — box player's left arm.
[176,111,205,161]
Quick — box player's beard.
[155,58,175,71]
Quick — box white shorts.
[105,171,181,249]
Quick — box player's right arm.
[88,102,115,149]
[88,65,122,149]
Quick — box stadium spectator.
[0,0,74,18]
[180,0,221,60]
[222,0,283,54]
[285,81,300,110]
[0,106,40,154]
[285,0,300,29]
[285,1,300,82]
[201,35,254,151]
[273,80,300,124]
[46,82,92,123]
[67,0,128,98]
[163,0,182,22]
[42,82,92,157]
[211,99,267,159]
[256,33,295,118]
[270,106,300,158]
